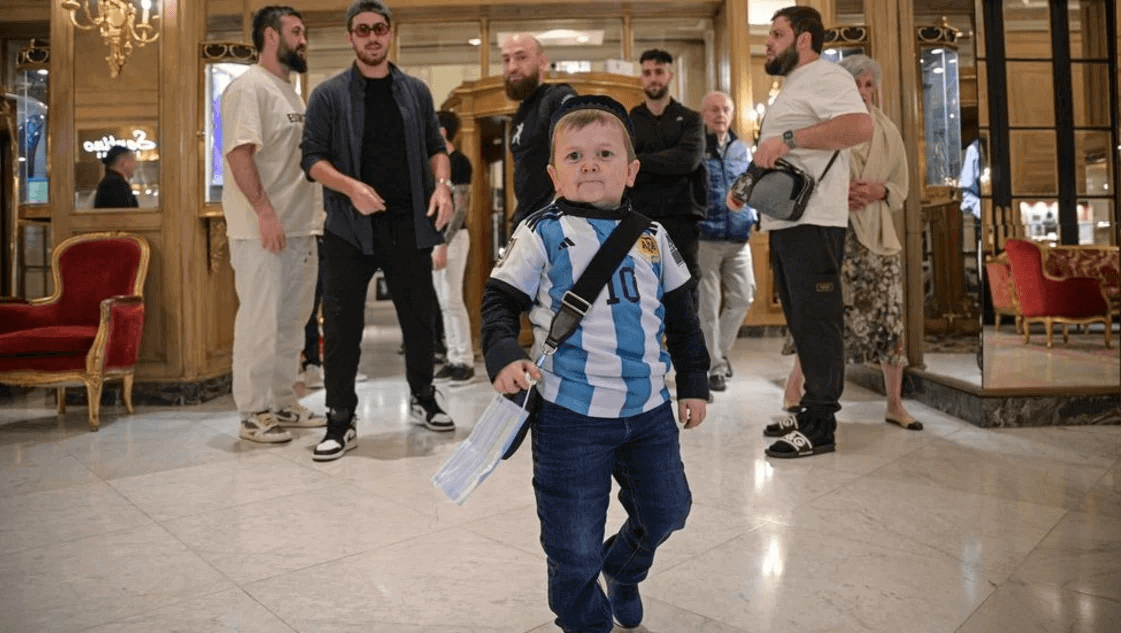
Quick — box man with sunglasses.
[301,0,455,461]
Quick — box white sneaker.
[274,403,327,428]
[313,420,357,462]
[239,411,293,443]
[300,364,324,389]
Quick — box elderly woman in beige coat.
[781,54,920,430]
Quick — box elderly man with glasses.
[301,0,455,461]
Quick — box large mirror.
[71,3,160,210]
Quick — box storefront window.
[14,58,49,205]
[205,61,252,204]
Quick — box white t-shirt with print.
[221,64,320,240]
[758,58,868,231]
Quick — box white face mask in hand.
[432,388,534,505]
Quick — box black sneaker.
[434,364,455,382]
[449,365,475,387]
[410,386,455,432]
[313,411,357,462]
[708,373,727,392]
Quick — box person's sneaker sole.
[313,428,357,461]
[239,426,293,443]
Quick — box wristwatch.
[782,129,797,150]
[436,178,454,189]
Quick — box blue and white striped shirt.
[490,200,694,418]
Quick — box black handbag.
[728,152,839,222]
[500,211,653,459]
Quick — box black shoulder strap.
[542,212,652,354]
[819,150,841,181]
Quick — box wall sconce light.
[61,0,159,78]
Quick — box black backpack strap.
[542,212,652,354]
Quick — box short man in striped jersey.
[481,95,709,633]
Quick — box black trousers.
[770,224,846,423]
[303,236,324,367]
[321,214,437,414]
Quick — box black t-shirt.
[450,150,473,185]
[361,75,412,212]
[93,170,139,208]
[510,83,576,225]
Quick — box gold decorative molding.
[916,16,962,48]
[200,41,258,64]
[207,217,228,273]
[17,39,50,68]
[824,25,869,47]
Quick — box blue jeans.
[532,400,691,633]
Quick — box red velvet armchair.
[1003,239,1112,349]
[0,232,150,431]
[984,254,1021,333]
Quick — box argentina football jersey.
[491,200,693,418]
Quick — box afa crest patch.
[636,234,660,263]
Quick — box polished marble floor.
[2,304,1119,633]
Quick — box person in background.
[432,110,475,386]
[697,91,757,395]
[731,6,872,459]
[629,49,707,285]
[94,146,139,208]
[502,33,576,227]
[301,0,455,462]
[222,5,326,443]
[780,54,919,431]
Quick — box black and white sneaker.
[313,413,357,462]
[448,365,475,387]
[434,364,455,382]
[410,386,455,432]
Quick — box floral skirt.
[782,226,906,367]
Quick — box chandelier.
[61,0,160,78]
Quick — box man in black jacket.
[501,33,576,227]
[93,146,139,208]
[629,49,706,283]
[300,0,455,461]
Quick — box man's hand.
[726,189,745,212]
[432,244,448,271]
[428,184,453,230]
[257,207,287,253]
[678,398,707,429]
[493,359,542,395]
[848,179,886,212]
[752,136,790,169]
[348,180,386,216]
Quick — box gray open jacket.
[300,63,447,253]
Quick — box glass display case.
[917,20,963,195]
[15,40,49,206]
[201,43,256,208]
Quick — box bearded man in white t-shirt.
[729,6,872,459]
[221,5,327,444]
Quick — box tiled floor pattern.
[1,308,1119,633]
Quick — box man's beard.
[504,73,539,101]
[279,41,308,73]
[765,44,799,76]
[643,84,668,101]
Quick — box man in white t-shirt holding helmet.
[729,5,872,459]
[221,5,326,444]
